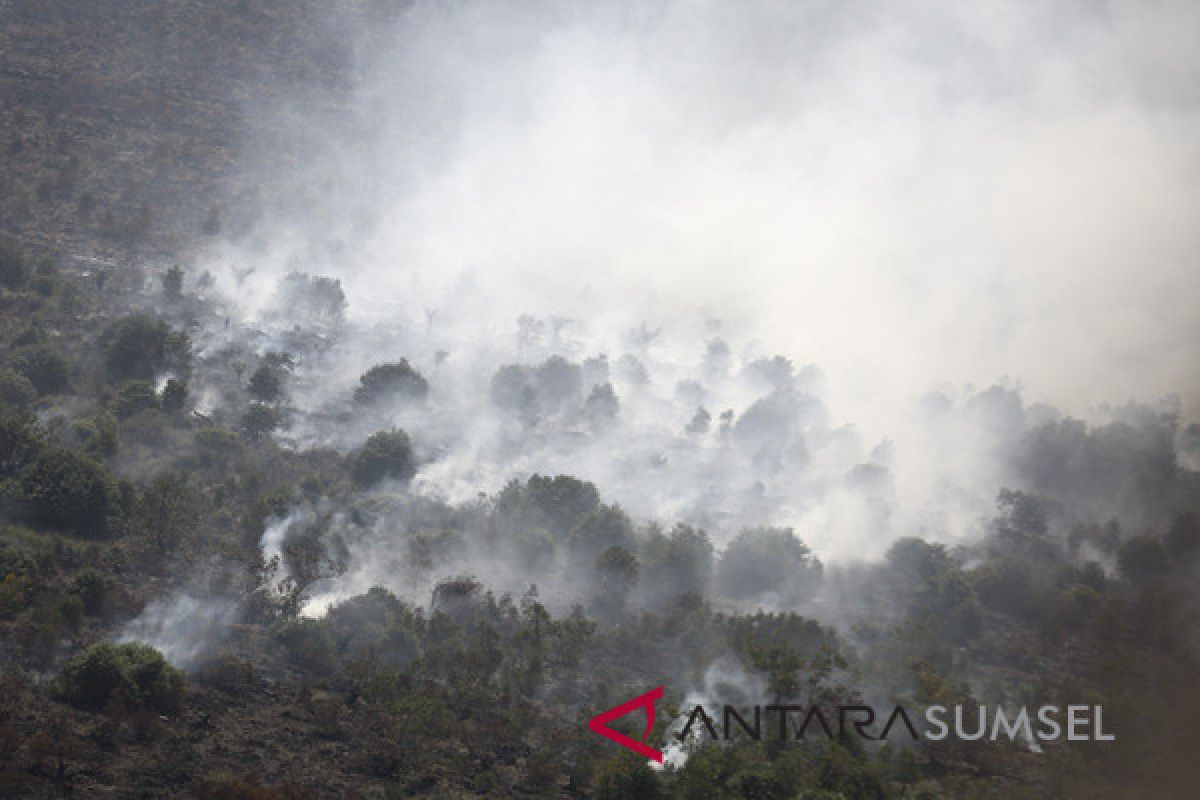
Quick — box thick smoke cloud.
[213,0,1200,414]
[162,1,1200,614]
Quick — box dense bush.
[248,352,293,404]
[161,378,187,413]
[12,343,71,394]
[19,446,116,533]
[100,313,190,380]
[349,429,416,488]
[566,505,636,562]
[54,641,185,712]
[274,618,337,673]
[241,403,280,441]
[69,567,114,616]
[114,380,160,418]
[0,411,47,478]
[716,526,822,603]
[69,410,119,459]
[353,360,428,406]
[0,235,29,289]
[0,367,37,408]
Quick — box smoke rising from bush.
[159,2,1200,618]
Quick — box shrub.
[276,271,346,321]
[192,652,254,692]
[248,364,283,403]
[163,265,183,299]
[0,368,37,408]
[194,427,242,461]
[241,403,280,440]
[70,411,119,459]
[13,344,71,395]
[114,380,160,418]
[100,314,190,380]
[274,618,336,673]
[353,360,428,406]
[69,567,114,615]
[349,429,416,488]
[0,235,29,289]
[161,378,187,413]
[0,411,46,478]
[19,446,116,533]
[716,526,822,603]
[567,506,636,563]
[54,642,185,712]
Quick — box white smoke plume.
[154,1,1200,620]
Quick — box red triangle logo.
[587,686,665,762]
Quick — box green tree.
[100,313,190,380]
[0,411,46,478]
[54,642,184,712]
[240,403,279,441]
[592,754,661,800]
[567,505,636,563]
[717,527,822,603]
[247,363,282,403]
[584,382,619,428]
[0,236,29,288]
[137,475,197,555]
[353,360,429,405]
[160,378,187,413]
[0,368,37,408]
[113,380,160,418]
[350,429,417,488]
[19,446,115,534]
[13,344,71,394]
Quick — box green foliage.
[193,426,242,463]
[136,474,197,554]
[0,367,37,408]
[490,364,535,411]
[0,235,30,288]
[0,410,47,478]
[717,526,822,603]
[567,505,635,563]
[1117,534,1170,583]
[274,618,337,673]
[162,265,183,299]
[640,523,714,604]
[100,313,190,381]
[592,754,661,800]
[353,360,429,406]
[278,271,346,320]
[192,652,255,692]
[68,567,114,615]
[69,410,119,459]
[583,382,619,427]
[247,352,293,404]
[324,587,421,668]
[350,429,417,488]
[113,380,160,418]
[54,641,185,712]
[0,545,37,617]
[161,378,187,413]
[495,473,601,536]
[248,364,282,403]
[534,355,582,412]
[19,446,115,533]
[241,403,280,441]
[12,343,71,395]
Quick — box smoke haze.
[107,0,1200,632]
[210,0,1200,421]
